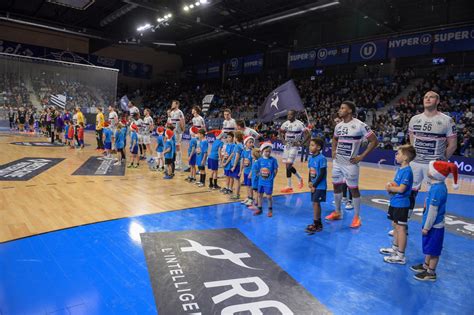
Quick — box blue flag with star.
[258,80,304,122]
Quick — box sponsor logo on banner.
[289,50,316,69]
[72,156,125,176]
[316,46,350,65]
[0,158,64,181]
[10,142,65,147]
[141,229,330,315]
[360,42,377,59]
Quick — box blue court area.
[1,190,473,315]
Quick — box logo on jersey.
[243,158,251,167]
[260,167,271,179]
[0,158,64,181]
[309,167,317,179]
[72,156,125,176]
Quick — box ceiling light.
[195,2,201,6]
[200,0,208,3]
[189,4,195,9]
[184,5,189,11]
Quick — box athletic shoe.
[379,247,396,255]
[189,178,196,183]
[220,187,227,193]
[175,166,182,171]
[185,177,191,182]
[388,229,408,236]
[325,211,342,221]
[267,211,273,217]
[224,189,232,195]
[298,177,304,189]
[410,264,428,273]
[213,185,221,190]
[414,270,436,282]
[230,195,240,200]
[163,175,172,180]
[127,164,133,168]
[244,199,254,206]
[350,216,361,228]
[209,184,214,189]
[113,161,121,166]
[253,209,263,216]
[183,167,191,172]
[342,197,348,203]
[306,223,323,234]
[133,165,138,168]
[280,187,294,193]
[345,201,354,210]
[197,182,205,188]
[241,198,250,204]
[384,254,406,264]
[194,181,202,186]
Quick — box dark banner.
[196,64,207,80]
[432,26,474,53]
[0,39,45,57]
[123,61,152,79]
[288,49,317,69]
[243,53,264,74]
[89,55,122,71]
[350,39,388,62]
[141,229,329,315]
[72,156,125,176]
[10,141,65,147]
[207,62,221,79]
[226,57,242,77]
[316,45,350,66]
[0,158,63,181]
[387,33,433,58]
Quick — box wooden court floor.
[1,131,472,243]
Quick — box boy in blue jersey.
[207,130,224,190]
[221,132,235,195]
[103,122,112,159]
[155,126,165,171]
[254,142,278,217]
[186,127,199,183]
[114,123,125,166]
[305,138,327,234]
[248,148,262,210]
[163,129,174,179]
[410,160,459,281]
[380,144,416,264]
[229,131,244,200]
[166,125,177,177]
[128,123,139,168]
[195,129,208,187]
[64,123,70,147]
[240,136,255,206]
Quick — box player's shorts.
[198,165,205,171]
[387,206,409,225]
[78,140,84,146]
[243,173,252,186]
[188,154,196,166]
[130,146,139,155]
[104,142,112,150]
[282,145,298,164]
[423,227,444,256]
[143,135,151,145]
[410,161,429,191]
[207,158,219,171]
[138,134,144,144]
[165,158,173,165]
[224,169,231,177]
[311,189,327,203]
[252,176,259,190]
[175,133,183,145]
[331,159,360,188]
[258,185,273,195]
[230,166,241,179]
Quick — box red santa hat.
[165,129,174,139]
[156,126,165,134]
[260,142,273,152]
[189,126,199,136]
[208,129,224,139]
[429,160,459,190]
[131,123,138,131]
[243,135,255,146]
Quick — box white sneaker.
[388,229,394,236]
[241,198,249,204]
[197,182,204,188]
[379,247,396,255]
[384,254,406,264]
[345,201,354,210]
[342,197,348,203]
[113,161,121,166]
[244,199,254,206]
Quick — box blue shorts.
[224,169,231,177]
[258,185,273,195]
[188,154,196,166]
[230,166,241,179]
[252,176,259,190]
[130,146,138,154]
[243,173,252,186]
[311,189,327,203]
[78,140,84,146]
[422,227,444,256]
[104,142,112,150]
[208,158,219,171]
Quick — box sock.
[294,171,301,180]
[202,174,206,184]
[353,197,361,217]
[397,250,405,258]
[269,207,273,212]
[258,206,262,211]
[287,177,292,187]
[213,179,218,186]
[200,174,204,183]
[334,192,343,213]
[391,243,399,251]
[209,178,213,187]
[427,269,435,275]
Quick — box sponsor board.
[72,156,125,176]
[0,157,64,181]
[141,229,330,315]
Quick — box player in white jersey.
[191,106,206,131]
[222,108,237,133]
[170,100,185,169]
[279,110,308,193]
[236,119,261,140]
[142,108,154,158]
[128,102,139,117]
[326,101,379,228]
[107,106,119,150]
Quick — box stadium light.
[184,5,189,11]
[137,23,151,32]
[195,2,200,6]
[200,0,208,3]
[189,4,194,8]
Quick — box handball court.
[1,131,473,314]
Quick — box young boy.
[229,131,244,200]
[163,129,174,179]
[186,127,199,182]
[380,144,416,264]
[221,132,235,194]
[254,142,278,217]
[306,138,327,234]
[77,122,85,149]
[114,123,125,166]
[155,126,165,171]
[67,120,75,148]
[64,122,70,146]
[410,160,458,281]
[240,136,255,206]
[167,125,177,177]
[248,148,261,210]
[103,122,113,159]
[195,129,208,187]
[207,130,224,190]
[128,123,139,168]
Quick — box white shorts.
[156,152,163,159]
[143,135,151,145]
[138,134,144,144]
[282,146,298,164]
[332,159,360,188]
[410,161,429,191]
[175,133,183,145]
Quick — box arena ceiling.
[1,0,473,58]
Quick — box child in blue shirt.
[163,129,174,179]
[254,142,278,217]
[208,130,224,190]
[248,148,261,210]
[306,138,327,234]
[240,136,255,206]
[195,129,208,188]
[128,123,139,168]
[186,127,199,183]
[155,126,165,171]
[64,124,70,146]
[410,160,458,282]
[103,123,112,159]
[229,131,244,200]
[221,132,235,195]
[380,144,416,264]
[114,123,125,166]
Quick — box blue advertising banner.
[226,57,242,76]
[207,61,220,79]
[433,26,474,53]
[288,49,317,69]
[388,33,433,58]
[89,55,122,71]
[316,45,350,66]
[243,53,263,74]
[0,39,44,57]
[196,64,207,80]
[350,39,388,62]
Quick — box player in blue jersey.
[114,123,125,166]
[229,131,244,200]
[163,129,174,179]
[221,132,235,195]
[103,122,112,159]
[195,129,209,188]
[248,148,262,210]
[305,138,327,234]
[207,130,224,190]
[380,145,416,264]
[155,126,165,171]
[253,142,278,217]
[186,127,199,182]
[240,136,255,206]
[128,123,139,168]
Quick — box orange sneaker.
[267,211,273,218]
[298,177,304,189]
[325,211,342,221]
[280,187,294,193]
[350,216,362,228]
